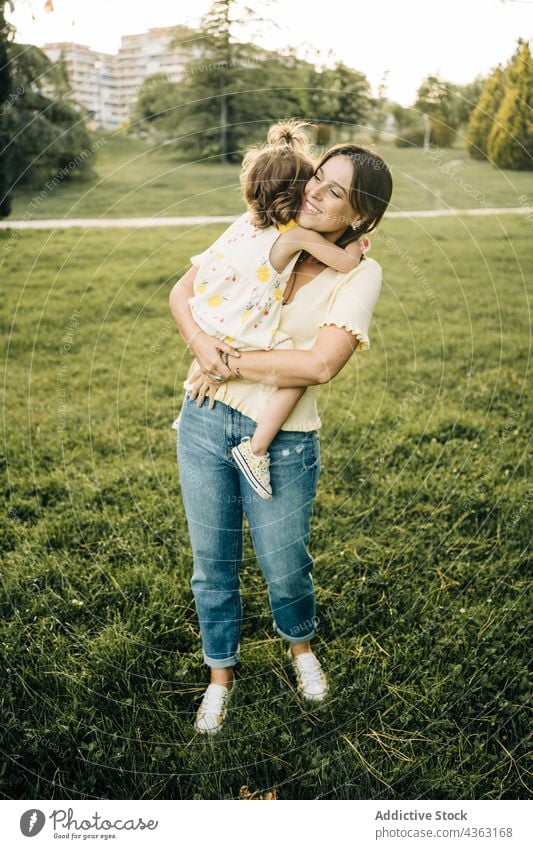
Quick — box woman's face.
[297,155,361,239]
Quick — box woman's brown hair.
[315,144,393,248]
[240,120,315,228]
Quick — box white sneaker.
[194,681,235,734]
[287,647,329,702]
[231,437,272,499]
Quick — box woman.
[169,142,393,734]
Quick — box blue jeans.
[175,395,321,668]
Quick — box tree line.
[133,4,530,171]
[0,0,530,218]
[393,39,531,170]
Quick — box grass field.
[9,132,533,220]
[1,210,530,799]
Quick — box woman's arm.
[168,267,240,378]
[168,266,203,344]
[231,325,360,386]
[189,325,360,409]
[270,226,362,274]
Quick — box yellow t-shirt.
[183,257,382,432]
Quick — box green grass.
[9,132,533,220]
[1,215,531,800]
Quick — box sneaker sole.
[231,446,272,499]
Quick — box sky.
[7,0,533,105]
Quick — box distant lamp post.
[423,113,431,152]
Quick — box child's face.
[297,155,361,238]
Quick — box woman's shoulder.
[357,256,381,276]
[336,255,382,288]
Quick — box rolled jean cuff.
[203,644,240,669]
[273,621,317,644]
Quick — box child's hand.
[190,332,240,379]
[345,240,364,263]
[344,236,370,265]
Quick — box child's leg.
[232,386,306,499]
[250,387,306,455]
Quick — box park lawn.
[9,132,533,221]
[0,215,530,800]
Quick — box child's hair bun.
[266,119,310,152]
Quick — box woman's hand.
[187,368,225,410]
[190,331,240,381]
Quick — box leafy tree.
[308,61,371,144]
[132,72,179,135]
[143,1,311,162]
[0,1,13,217]
[416,75,460,147]
[487,41,533,170]
[5,42,96,191]
[466,65,506,159]
[455,75,487,126]
[391,103,425,148]
[4,38,93,194]
[163,0,303,162]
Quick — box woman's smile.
[302,199,322,216]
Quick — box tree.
[5,42,96,190]
[486,41,533,170]
[151,1,311,162]
[132,72,179,136]
[466,65,506,159]
[167,0,299,163]
[455,75,487,126]
[391,103,425,148]
[415,75,460,148]
[307,60,371,145]
[0,1,13,217]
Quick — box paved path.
[0,208,531,229]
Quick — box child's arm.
[270,225,362,274]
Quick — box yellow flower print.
[273,288,283,302]
[224,336,235,344]
[240,309,252,323]
[197,282,207,294]
[256,264,270,283]
[208,295,223,308]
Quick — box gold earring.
[351,219,361,230]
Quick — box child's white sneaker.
[194,681,235,734]
[232,437,272,499]
[287,647,329,702]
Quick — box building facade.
[42,26,197,129]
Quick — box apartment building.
[42,26,197,129]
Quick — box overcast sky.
[7,0,532,104]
